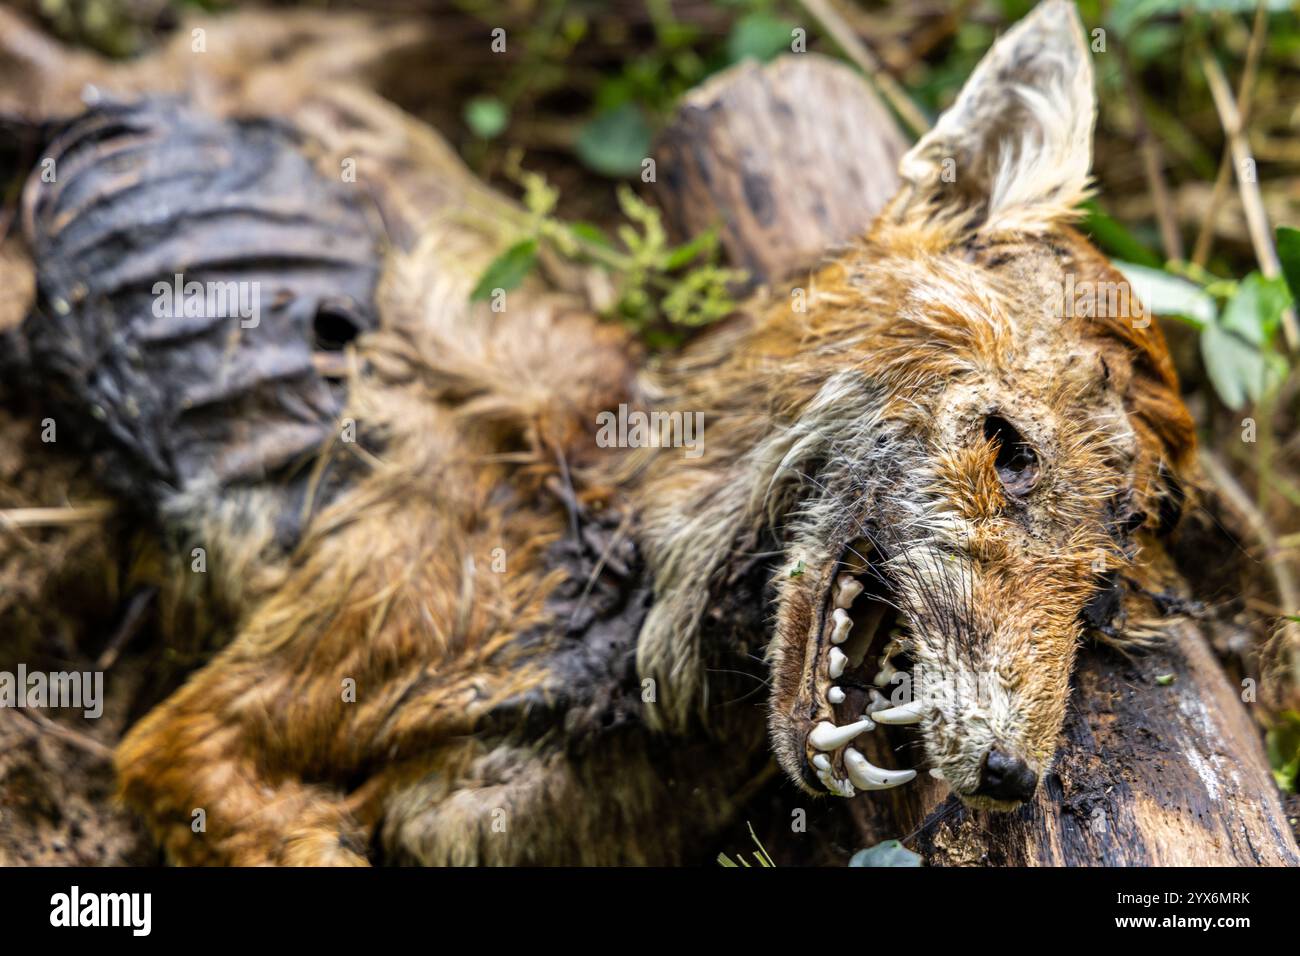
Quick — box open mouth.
[800,538,922,797]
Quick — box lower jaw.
[787,539,922,798]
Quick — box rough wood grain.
[651,53,1300,867]
[651,54,908,287]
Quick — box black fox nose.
[975,749,1038,802]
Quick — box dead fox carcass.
[1,1,1287,866]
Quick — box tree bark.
[652,54,908,287]
[652,53,1300,866]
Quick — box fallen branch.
[796,0,930,137]
[9,708,115,762]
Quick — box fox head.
[633,0,1195,809]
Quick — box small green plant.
[1111,246,1294,412]
[717,822,775,867]
[471,153,746,349]
[1266,710,1300,793]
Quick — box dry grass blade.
[0,502,115,529]
[1199,35,1298,351]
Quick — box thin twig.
[1191,3,1269,268]
[0,502,115,529]
[1199,37,1299,350]
[96,586,157,671]
[1117,40,1183,262]
[1199,449,1300,692]
[9,707,115,762]
[796,0,931,138]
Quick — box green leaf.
[1199,273,1292,408]
[569,221,614,249]
[1266,711,1300,793]
[727,13,796,64]
[575,104,653,178]
[1080,202,1161,268]
[1277,226,1300,305]
[1124,23,1182,64]
[1155,674,1175,686]
[469,239,538,302]
[849,840,923,867]
[464,97,508,139]
[1200,323,1281,411]
[1220,272,1292,345]
[662,231,717,271]
[1113,262,1216,328]
[1110,0,1293,34]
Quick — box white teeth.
[929,768,945,780]
[809,719,872,751]
[867,689,890,713]
[844,748,917,790]
[828,647,847,679]
[812,754,831,771]
[830,608,852,645]
[827,686,846,704]
[871,700,926,725]
[873,659,900,688]
[816,769,856,797]
[834,574,863,609]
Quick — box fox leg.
[375,723,770,866]
[115,680,372,866]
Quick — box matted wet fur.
[108,0,1197,863]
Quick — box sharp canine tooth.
[844,748,917,790]
[929,768,945,780]
[830,608,852,644]
[812,754,831,771]
[827,686,846,704]
[834,574,863,609]
[871,700,926,725]
[809,719,872,751]
[828,648,847,679]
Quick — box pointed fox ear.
[893,0,1095,235]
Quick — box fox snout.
[893,630,1068,811]
[975,749,1039,804]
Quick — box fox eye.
[984,415,1040,496]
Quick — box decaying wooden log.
[649,53,1299,866]
[652,54,908,286]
